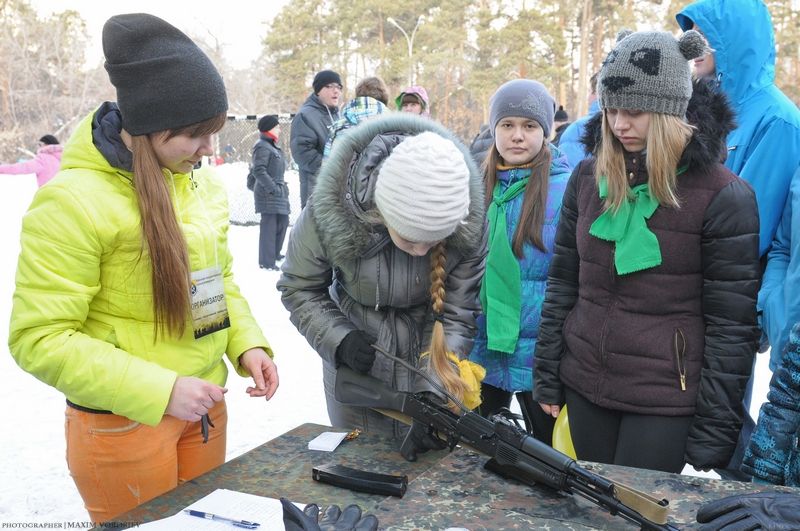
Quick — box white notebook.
[134,488,305,530]
[307,431,348,451]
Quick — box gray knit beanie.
[489,79,556,139]
[597,29,709,116]
[375,132,470,243]
[102,13,228,135]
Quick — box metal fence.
[217,114,295,165]
[217,114,303,227]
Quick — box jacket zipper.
[674,328,687,391]
[386,245,394,308]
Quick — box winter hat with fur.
[489,79,556,139]
[102,13,228,135]
[375,131,470,243]
[597,29,709,116]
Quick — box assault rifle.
[334,352,678,530]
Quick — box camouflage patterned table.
[106,422,798,530]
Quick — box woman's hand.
[239,348,279,400]
[166,376,227,421]
[539,402,561,418]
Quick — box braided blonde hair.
[427,242,468,406]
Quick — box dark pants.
[565,387,692,474]
[477,383,556,446]
[259,213,289,268]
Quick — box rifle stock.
[334,367,677,531]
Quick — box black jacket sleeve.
[686,177,761,469]
[533,164,583,406]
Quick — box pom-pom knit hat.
[597,29,709,117]
[102,13,228,135]
[375,131,470,243]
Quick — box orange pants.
[65,400,227,523]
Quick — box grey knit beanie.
[489,79,556,139]
[597,29,709,116]
[102,13,228,135]
[375,131,470,243]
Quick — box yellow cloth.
[448,353,485,410]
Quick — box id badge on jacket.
[190,266,230,339]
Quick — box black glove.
[696,492,800,530]
[400,419,448,462]
[335,331,376,374]
[281,498,378,531]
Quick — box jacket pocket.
[674,328,687,391]
[90,421,142,436]
[85,413,143,436]
[81,320,119,347]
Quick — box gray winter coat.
[289,93,339,199]
[277,113,487,438]
[251,134,289,215]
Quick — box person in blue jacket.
[742,320,800,487]
[557,72,599,169]
[677,0,800,261]
[760,169,800,372]
[677,0,800,481]
[469,79,571,444]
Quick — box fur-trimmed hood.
[311,113,485,266]
[581,79,736,173]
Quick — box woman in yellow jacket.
[8,13,278,522]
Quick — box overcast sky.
[28,0,290,69]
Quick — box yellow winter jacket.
[8,106,271,426]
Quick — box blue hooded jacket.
[677,0,800,258]
[557,99,600,170]
[469,146,571,392]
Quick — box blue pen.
[183,509,260,529]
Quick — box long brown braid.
[428,241,469,404]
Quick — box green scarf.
[480,173,529,354]
[589,177,661,275]
[590,167,687,275]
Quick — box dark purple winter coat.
[533,80,761,470]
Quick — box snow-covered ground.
[0,164,773,524]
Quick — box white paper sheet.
[133,488,305,530]
[307,431,348,451]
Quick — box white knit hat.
[375,131,470,243]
